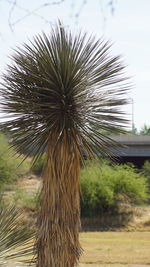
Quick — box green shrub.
[80,161,148,217]
[31,154,45,175]
[13,188,40,210]
[0,133,30,189]
[141,160,150,189]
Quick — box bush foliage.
[141,160,150,190]
[29,158,149,217]
[13,188,40,210]
[0,133,149,218]
[0,133,30,189]
[31,154,45,175]
[80,161,148,217]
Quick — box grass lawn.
[79,232,150,266]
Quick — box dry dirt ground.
[83,266,149,267]
[7,264,150,267]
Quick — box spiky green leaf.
[0,22,130,161]
[0,202,35,265]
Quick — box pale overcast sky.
[0,0,150,130]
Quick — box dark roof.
[111,135,150,145]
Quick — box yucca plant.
[0,22,129,266]
[0,201,34,266]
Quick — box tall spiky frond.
[0,203,35,265]
[0,22,129,161]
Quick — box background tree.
[139,124,150,135]
[0,22,129,266]
[0,0,116,33]
[128,124,150,136]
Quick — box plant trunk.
[36,136,82,267]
